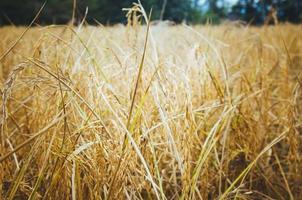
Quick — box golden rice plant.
[0,3,302,200]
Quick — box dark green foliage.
[0,0,73,25]
[230,0,302,24]
[0,0,201,25]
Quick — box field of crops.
[0,17,302,199]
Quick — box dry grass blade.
[219,128,289,199]
[107,5,153,200]
[0,8,302,200]
[100,90,160,199]
[0,113,64,163]
[0,2,46,62]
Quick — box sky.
[224,0,239,5]
[199,0,239,6]
[198,0,239,12]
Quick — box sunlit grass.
[0,5,302,199]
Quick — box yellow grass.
[0,14,302,199]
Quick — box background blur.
[0,0,301,25]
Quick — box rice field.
[0,9,302,199]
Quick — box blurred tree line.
[194,0,302,24]
[0,0,301,25]
[0,0,200,25]
[229,0,302,24]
